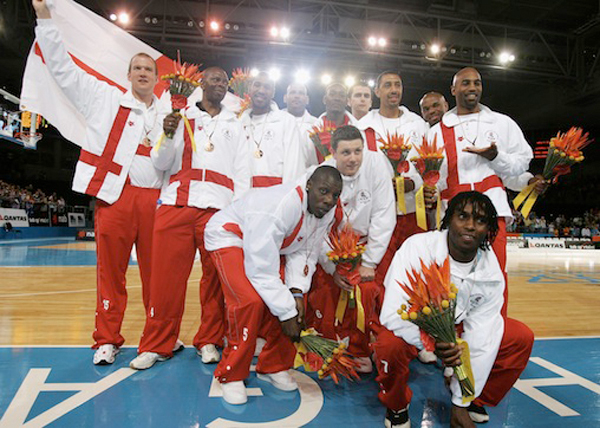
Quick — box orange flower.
[549,127,592,158]
[414,134,444,159]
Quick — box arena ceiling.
[1,0,599,128]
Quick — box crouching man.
[373,191,534,427]
[203,166,343,405]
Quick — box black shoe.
[468,403,490,424]
[384,407,410,428]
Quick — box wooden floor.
[0,243,599,346]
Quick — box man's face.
[420,94,448,127]
[348,86,372,115]
[201,69,229,104]
[306,175,342,219]
[375,74,402,109]
[451,69,482,111]
[333,138,363,177]
[128,56,158,95]
[284,84,309,112]
[249,75,275,110]
[323,84,347,115]
[448,202,489,256]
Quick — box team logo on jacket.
[409,130,419,145]
[264,129,275,141]
[357,190,371,207]
[468,294,485,311]
[128,121,135,127]
[222,129,232,140]
[485,130,498,144]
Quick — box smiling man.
[202,166,342,405]
[419,91,449,128]
[430,67,534,318]
[306,126,395,372]
[241,72,305,188]
[32,0,171,365]
[130,66,251,371]
[374,191,533,427]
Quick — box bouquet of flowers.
[396,258,475,403]
[326,223,367,332]
[513,127,593,218]
[294,328,361,384]
[160,56,203,138]
[308,119,338,163]
[378,132,412,213]
[229,67,252,117]
[411,135,445,230]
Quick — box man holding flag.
[31,0,171,365]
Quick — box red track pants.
[211,247,296,383]
[376,213,426,285]
[306,265,383,357]
[372,318,534,411]
[93,184,159,348]
[137,205,224,356]
[491,218,508,318]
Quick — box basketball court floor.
[1,237,599,427]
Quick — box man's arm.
[150,113,181,171]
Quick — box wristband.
[292,293,303,299]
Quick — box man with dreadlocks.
[373,191,533,428]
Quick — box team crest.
[485,130,498,144]
[468,293,485,311]
[222,128,232,140]
[264,129,275,141]
[357,190,372,206]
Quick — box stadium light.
[270,26,279,37]
[367,36,377,47]
[295,69,310,85]
[250,68,260,77]
[367,79,375,88]
[118,12,129,25]
[378,37,387,47]
[499,51,516,64]
[321,73,332,85]
[210,21,220,31]
[109,13,117,21]
[280,27,290,39]
[430,43,441,55]
[344,76,356,87]
[269,67,281,82]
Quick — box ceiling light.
[118,12,129,24]
[321,73,332,85]
[269,67,281,82]
[344,75,356,87]
[295,69,310,85]
[210,21,219,31]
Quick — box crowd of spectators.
[0,179,66,213]
[0,105,20,137]
[510,208,600,238]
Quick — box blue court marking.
[1,338,599,427]
[0,238,139,267]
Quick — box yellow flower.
[442,300,449,308]
[449,292,456,299]
[318,369,324,376]
[400,312,409,320]
[422,306,432,315]
[409,312,418,320]
[326,357,333,364]
[401,304,407,311]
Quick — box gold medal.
[254,149,263,158]
[142,137,151,147]
[205,141,214,152]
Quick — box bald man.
[284,83,318,136]
[429,67,533,333]
[419,91,449,128]
[302,83,358,167]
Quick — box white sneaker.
[257,370,298,391]
[417,349,437,364]
[221,380,247,405]
[254,337,266,357]
[93,344,119,365]
[197,344,220,363]
[173,339,185,353]
[355,356,373,373]
[129,352,168,370]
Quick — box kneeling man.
[204,166,343,405]
[374,191,534,427]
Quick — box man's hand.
[280,315,302,342]
[450,405,476,428]
[392,177,415,193]
[32,0,51,19]
[424,185,437,209]
[529,174,549,195]
[294,295,305,328]
[163,112,181,137]
[435,341,463,367]
[333,271,354,292]
[463,142,498,161]
[359,265,375,282]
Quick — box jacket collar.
[442,104,496,127]
[184,103,236,121]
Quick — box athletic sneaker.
[129,352,169,370]
[221,381,247,405]
[173,339,185,353]
[468,403,490,423]
[385,407,410,428]
[197,344,220,363]
[417,349,437,364]
[93,344,119,365]
[355,356,373,373]
[256,370,298,391]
